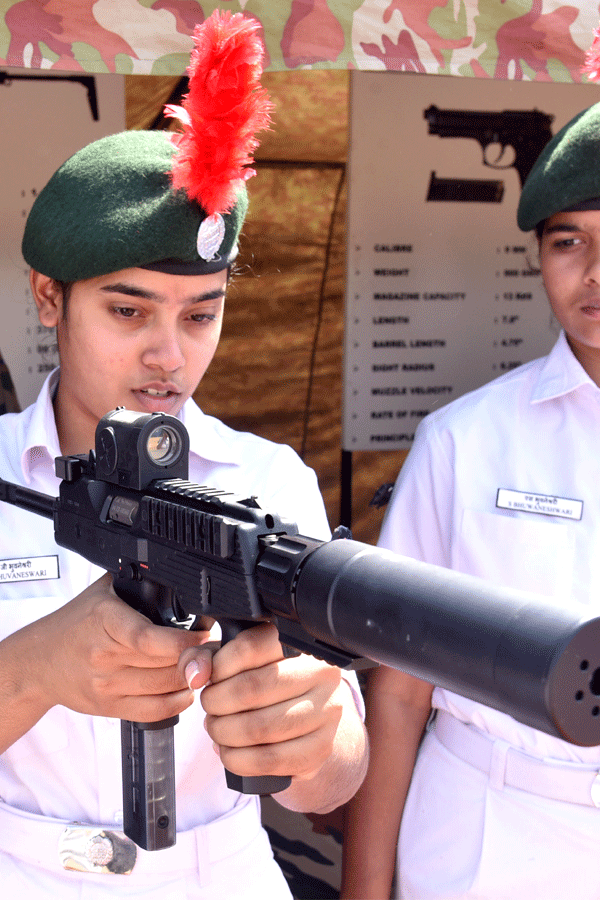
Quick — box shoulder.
[417,356,544,443]
[0,370,60,484]
[379,360,545,561]
[395,355,547,491]
[182,403,329,537]
[186,403,308,471]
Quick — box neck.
[52,388,97,458]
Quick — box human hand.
[29,572,213,722]
[190,623,346,783]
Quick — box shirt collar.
[20,368,62,484]
[531,330,598,403]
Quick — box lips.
[131,383,182,413]
[142,388,172,397]
[136,382,180,396]
[580,301,600,316]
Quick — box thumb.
[179,644,216,691]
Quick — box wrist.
[280,693,368,814]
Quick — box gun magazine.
[121,717,179,850]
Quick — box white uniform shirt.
[0,369,332,831]
[379,330,600,764]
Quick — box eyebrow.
[98,283,226,304]
[543,223,580,235]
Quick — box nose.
[141,324,185,372]
[584,244,600,284]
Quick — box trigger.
[493,142,507,164]
[170,612,197,630]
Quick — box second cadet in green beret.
[342,102,600,900]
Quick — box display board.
[0,70,125,410]
[343,72,597,451]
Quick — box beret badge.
[197,213,226,262]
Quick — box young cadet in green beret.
[0,13,367,899]
[342,102,600,900]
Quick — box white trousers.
[397,723,600,900]
[0,798,292,900]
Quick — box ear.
[29,270,64,327]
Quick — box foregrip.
[220,620,292,795]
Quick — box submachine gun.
[2,409,600,851]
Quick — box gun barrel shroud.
[272,537,600,746]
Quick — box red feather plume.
[165,10,273,216]
[582,25,600,81]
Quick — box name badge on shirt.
[496,488,583,521]
[0,555,60,583]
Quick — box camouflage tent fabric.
[0,0,598,81]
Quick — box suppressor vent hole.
[580,660,590,671]
[592,707,600,717]
[575,690,584,701]
[590,668,600,696]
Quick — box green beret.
[22,130,248,281]
[517,103,600,232]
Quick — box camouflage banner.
[1,1,599,81]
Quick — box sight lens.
[146,425,182,466]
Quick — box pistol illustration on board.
[424,104,554,201]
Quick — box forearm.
[341,668,433,900]
[0,622,53,753]
[276,679,369,814]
